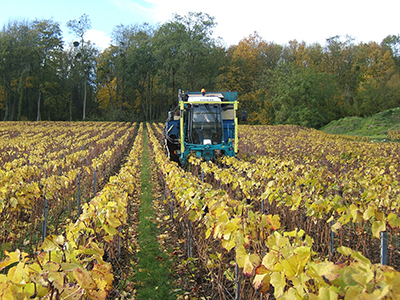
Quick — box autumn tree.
[96,46,120,114]
[1,13,399,124]
[354,41,399,116]
[382,34,400,71]
[217,32,282,123]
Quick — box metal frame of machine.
[164,89,239,165]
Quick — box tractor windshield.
[190,104,223,145]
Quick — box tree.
[31,19,64,121]
[111,24,134,112]
[109,23,158,121]
[382,34,400,71]
[1,13,398,124]
[153,20,186,106]
[354,41,399,116]
[66,14,91,45]
[217,32,282,123]
[96,46,119,114]
[281,40,325,70]
[67,14,95,120]
[0,25,13,120]
[125,24,157,121]
[261,64,341,128]
[0,20,32,121]
[172,12,221,90]
[218,32,281,93]
[320,36,360,114]
[153,12,222,108]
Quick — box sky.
[1,0,399,50]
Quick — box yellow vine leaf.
[58,283,84,300]
[363,205,375,221]
[266,215,281,231]
[73,267,96,290]
[236,246,260,276]
[337,246,353,256]
[0,280,17,300]
[222,239,236,251]
[262,252,278,271]
[0,250,23,271]
[223,217,240,238]
[271,271,286,298]
[253,265,271,293]
[309,286,338,300]
[371,220,386,239]
[87,289,107,300]
[91,263,113,291]
[388,213,400,229]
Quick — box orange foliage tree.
[217,32,282,124]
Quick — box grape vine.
[149,122,400,299]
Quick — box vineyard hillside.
[321,107,400,141]
[2,122,400,299]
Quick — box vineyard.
[0,122,143,299]
[1,122,400,299]
[149,123,400,299]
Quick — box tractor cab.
[164,89,240,166]
[186,96,223,146]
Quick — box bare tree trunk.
[115,77,119,111]
[11,97,17,121]
[140,90,147,121]
[120,75,124,111]
[172,70,175,109]
[3,75,9,121]
[147,72,151,122]
[83,78,87,120]
[70,92,72,121]
[2,100,8,121]
[108,82,113,111]
[36,90,41,121]
[17,76,24,121]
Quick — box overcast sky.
[1,0,399,50]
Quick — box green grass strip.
[134,124,175,300]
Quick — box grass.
[134,124,176,300]
[320,107,400,141]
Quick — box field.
[0,121,142,299]
[149,123,400,299]
[1,122,400,299]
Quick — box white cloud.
[145,0,399,47]
[85,29,112,50]
[145,0,291,46]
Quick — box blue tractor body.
[164,90,239,165]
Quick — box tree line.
[1,12,399,128]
